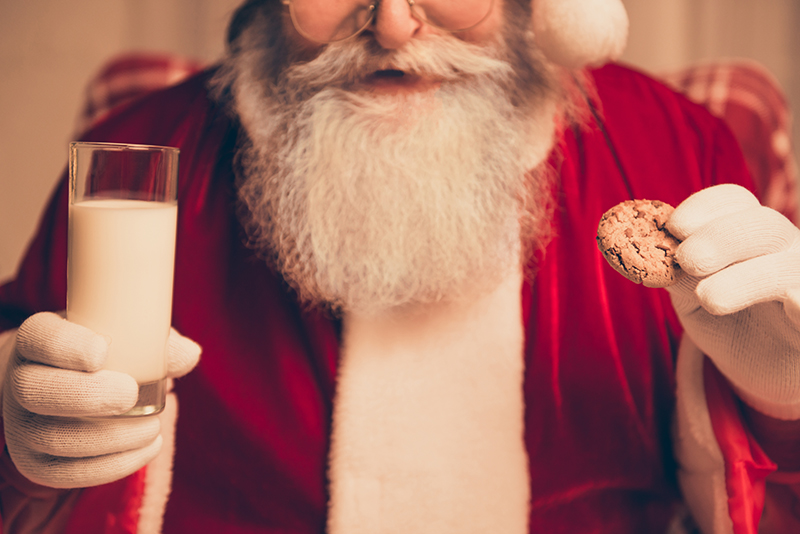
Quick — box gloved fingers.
[166,328,201,379]
[694,251,800,315]
[667,184,760,241]
[676,206,798,277]
[15,312,107,372]
[784,287,800,328]
[9,363,138,417]
[4,397,160,457]
[8,434,163,489]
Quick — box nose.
[369,0,424,49]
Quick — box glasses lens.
[410,0,494,33]
[287,0,494,44]
[289,0,375,43]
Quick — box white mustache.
[281,34,513,91]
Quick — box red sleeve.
[0,175,69,332]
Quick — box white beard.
[212,11,567,533]
[213,17,560,314]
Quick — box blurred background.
[0,0,798,283]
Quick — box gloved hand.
[666,184,800,419]
[1,311,200,489]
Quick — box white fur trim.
[673,336,734,534]
[137,389,178,534]
[328,267,529,533]
[532,0,629,68]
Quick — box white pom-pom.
[532,0,629,69]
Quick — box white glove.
[1,311,200,488]
[666,184,800,419]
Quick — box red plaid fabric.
[75,52,205,136]
[661,60,799,223]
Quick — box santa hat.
[532,0,629,68]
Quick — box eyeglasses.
[281,0,495,44]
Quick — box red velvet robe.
[0,63,763,533]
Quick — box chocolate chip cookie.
[596,199,683,288]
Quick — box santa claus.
[1,0,799,532]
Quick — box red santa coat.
[0,63,774,533]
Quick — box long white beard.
[216,25,559,314]
[212,12,565,533]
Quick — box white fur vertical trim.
[673,337,734,534]
[328,267,529,534]
[532,0,629,68]
[137,389,178,534]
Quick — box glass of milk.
[68,142,179,417]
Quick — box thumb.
[783,287,800,328]
[166,328,201,379]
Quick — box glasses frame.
[281,0,496,44]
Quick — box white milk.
[68,199,177,383]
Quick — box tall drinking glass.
[68,142,179,417]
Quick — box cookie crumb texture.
[596,199,683,288]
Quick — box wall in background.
[621,0,799,157]
[1,0,798,283]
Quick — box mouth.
[362,69,442,94]
[374,69,406,79]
